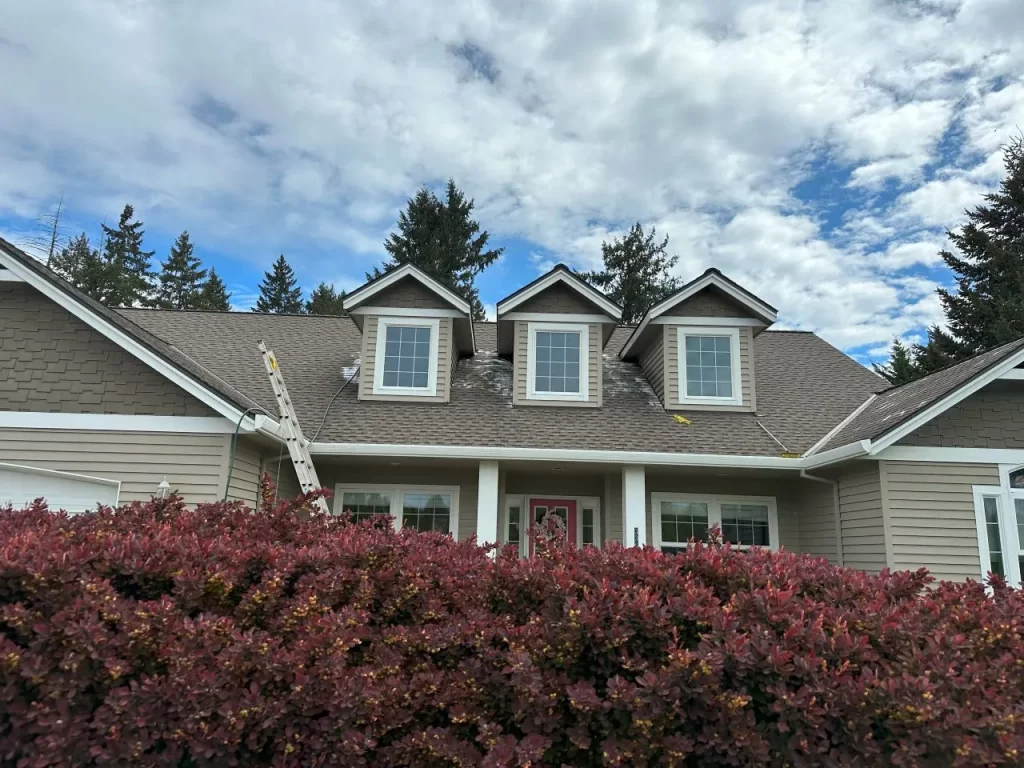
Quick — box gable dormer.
[620,269,777,413]
[343,264,474,403]
[496,265,621,408]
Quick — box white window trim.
[974,467,1024,587]
[526,321,589,402]
[334,483,460,538]
[372,316,441,397]
[676,326,742,407]
[651,493,779,551]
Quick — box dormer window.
[374,318,439,395]
[679,327,740,405]
[527,323,589,401]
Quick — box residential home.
[3,237,1024,586]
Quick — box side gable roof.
[343,263,472,314]
[619,268,778,358]
[496,264,622,320]
[0,237,267,426]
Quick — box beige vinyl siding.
[665,326,756,412]
[514,283,599,314]
[368,277,456,309]
[796,479,838,562]
[664,287,754,318]
[225,437,262,504]
[0,428,230,506]
[836,461,886,573]
[261,451,302,501]
[359,316,453,403]
[606,472,623,545]
[638,330,666,403]
[881,461,998,582]
[512,321,600,407]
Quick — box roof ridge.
[118,308,349,319]
[875,335,1024,397]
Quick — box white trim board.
[343,263,471,315]
[0,460,121,488]
[348,306,465,318]
[496,268,621,319]
[0,269,24,282]
[651,316,765,327]
[1000,369,1024,381]
[501,312,613,324]
[875,446,1024,464]
[803,394,876,457]
[0,412,246,434]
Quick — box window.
[334,484,459,536]
[372,317,440,396]
[652,494,778,552]
[974,475,1024,587]
[677,327,741,406]
[526,323,589,401]
[506,502,522,553]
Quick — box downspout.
[800,469,843,567]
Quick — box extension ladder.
[257,340,330,513]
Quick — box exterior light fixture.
[156,477,171,499]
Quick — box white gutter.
[801,440,871,469]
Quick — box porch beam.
[477,460,500,549]
[622,465,646,547]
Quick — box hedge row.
[2,492,1024,766]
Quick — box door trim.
[503,494,602,552]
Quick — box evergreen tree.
[100,204,156,307]
[372,179,502,320]
[582,222,681,324]
[50,232,109,302]
[255,255,303,313]
[195,268,231,311]
[305,282,346,315]
[154,231,207,309]
[872,338,918,385]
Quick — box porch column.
[477,460,500,548]
[622,464,646,547]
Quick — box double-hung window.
[335,484,459,536]
[974,469,1024,587]
[526,322,589,402]
[373,317,440,396]
[678,327,741,406]
[652,493,778,553]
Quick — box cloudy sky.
[2,0,1022,360]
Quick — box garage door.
[0,462,119,514]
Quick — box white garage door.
[0,462,119,514]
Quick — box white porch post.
[622,464,646,547]
[477,460,500,548]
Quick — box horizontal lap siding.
[359,316,452,403]
[665,326,755,412]
[639,331,665,403]
[225,438,262,505]
[0,428,229,505]
[882,461,998,582]
[797,480,838,562]
[837,462,886,573]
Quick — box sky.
[2,0,1023,363]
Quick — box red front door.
[529,498,577,555]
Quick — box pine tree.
[305,282,346,315]
[255,255,303,313]
[195,268,231,311]
[873,338,918,385]
[100,204,156,307]
[154,231,207,309]
[582,222,681,324]
[372,179,502,320]
[914,135,1024,366]
[50,232,109,301]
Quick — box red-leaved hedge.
[3,492,1024,767]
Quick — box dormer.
[496,265,621,407]
[619,269,777,412]
[343,264,475,403]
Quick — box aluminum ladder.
[257,340,330,514]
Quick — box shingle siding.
[368,277,456,309]
[897,386,1024,447]
[514,283,600,315]
[0,283,214,416]
[663,288,756,318]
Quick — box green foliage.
[872,337,918,385]
[255,255,303,314]
[100,204,156,307]
[582,222,680,324]
[49,232,108,301]
[373,179,502,320]
[195,267,232,311]
[305,281,346,315]
[154,231,207,309]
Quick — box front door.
[529,498,577,555]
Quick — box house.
[3,235,1024,587]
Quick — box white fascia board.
[869,345,1024,454]
[343,263,471,315]
[800,440,872,469]
[309,441,802,469]
[0,412,252,434]
[874,446,1024,464]
[1000,369,1024,380]
[496,271,622,320]
[501,311,615,324]
[0,270,24,282]
[0,460,120,488]
[0,247,258,429]
[803,394,877,457]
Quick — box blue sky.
[2,0,1022,363]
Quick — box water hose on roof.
[310,365,360,443]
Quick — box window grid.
[402,492,453,533]
[684,335,733,398]
[721,503,771,547]
[659,501,709,546]
[581,507,595,545]
[382,325,431,389]
[534,331,581,394]
[341,492,392,523]
[653,496,776,553]
[508,505,521,550]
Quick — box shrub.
[2,494,1024,767]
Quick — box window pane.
[402,492,452,534]
[683,335,733,399]
[382,325,432,389]
[984,496,1004,577]
[581,507,595,545]
[534,329,582,394]
[1010,469,1024,489]
[341,492,392,523]
[659,501,708,545]
[508,506,521,549]
[721,503,770,547]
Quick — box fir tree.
[372,179,502,320]
[50,232,109,302]
[582,222,681,324]
[195,268,231,311]
[154,231,207,309]
[872,338,918,385]
[100,204,156,307]
[305,282,346,315]
[255,255,303,313]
